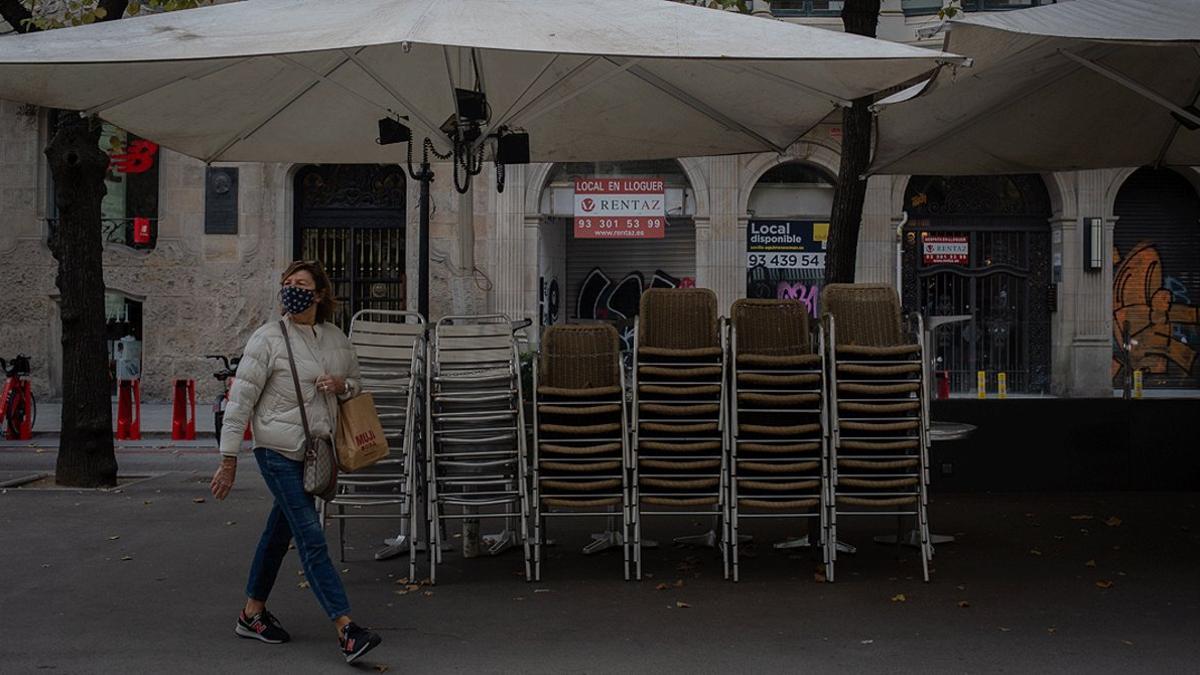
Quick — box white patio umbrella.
[870,0,1200,175]
[0,0,961,165]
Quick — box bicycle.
[206,354,248,443]
[1,354,36,440]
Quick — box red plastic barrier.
[171,379,196,440]
[115,379,142,440]
[935,370,950,400]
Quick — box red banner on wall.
[573,177,666,239]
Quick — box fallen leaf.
[1118,571,1127,576]
[860,639,874,645]
[1095,580,1114,589]
[1070,514,1094,521]
[298,581,310,589]
[406,584,419,592]
[813,571,827,583]
[891,594,907,603]
[192,497,205,504]
[1029,548,1043,556]
[534,588,552,593]
[1085,559,1097,568]
[143,500,152,505]
[673,579,685,588]
[423,591,433,597]
[1104,516,1122,527]
[513,596,525,601]
[957,600,970,608]
[224,521,236,526]
[1121,640,1134,646]
[955,584,967,591]
[655,583,669,591]
[373,665,390,673]
[675,601,690,609]
[1047,627,1057,635]
[341,568,349,573]
[107,536,120,541]
[999,627,1011,632]
[120,555,133,561]
[393,590,408,596]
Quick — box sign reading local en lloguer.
[922,234,969,265]
[574,177,666,239]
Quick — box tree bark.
[824,0,882,285]
[47,114,118,488]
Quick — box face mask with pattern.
[281,285,316,315]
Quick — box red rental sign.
[922,234,969,265]
[574,177,666,239]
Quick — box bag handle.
[279,319,314,451]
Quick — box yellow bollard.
[1133,370,1143,399]
[977,370,987,399]
[997,372,1008,399]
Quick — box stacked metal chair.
[425,314,531,583]
[532,324,631,580]
[822,284,932,582]
[727,299,828,581]
[323,310,426,582]
[631,288,728,579]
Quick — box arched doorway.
[1112,168,1200,390]
[902,174,1053,394]
[536,159,696,349]
[293,164,406,328]
[745,161,836,319]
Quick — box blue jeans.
[245,448,350,620]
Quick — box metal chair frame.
[531,326,632,581]
[630,300,730,581]
[825,311,932,582]
[322,309,425,583]
[425,314,532,583]
[727,311,830,582]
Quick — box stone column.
[489,163,529,321]
[1066,169,1117,396]
[703,155,741,312]
[856,174,898,284]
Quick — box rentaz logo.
[581,198,596,212]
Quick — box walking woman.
[209,260,382,664]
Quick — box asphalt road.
[2,448,1198,674]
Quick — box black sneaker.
[235,609,291,644]
[339,622,382,663]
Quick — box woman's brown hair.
[280,260,338,324]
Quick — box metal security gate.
[294,165,407,329]
[1113,168,1200,389]
[902,175,1053,395]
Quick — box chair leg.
[337,504,346,563]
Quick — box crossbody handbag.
[279,320,338,501]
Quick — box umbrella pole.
[417,161,432,319]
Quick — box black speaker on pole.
[377,117,411,145]
[496,132,530,165]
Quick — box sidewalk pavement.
[1,447,1198,673]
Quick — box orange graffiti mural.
[1112,242,1200,381]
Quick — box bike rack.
[172,379,196,440]
[115,379,141,440]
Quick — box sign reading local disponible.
[573,177,666,239]
[746,220,829,318]
[746,220,828,268]
[922,234,969,265]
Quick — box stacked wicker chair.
[324,310,425,582]
[425,314,531,583]
[532,324,631,580]
[822,284,932,582]
[727,299,828,581]
[631,288,728,579]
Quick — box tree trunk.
[824,0,882,285]
[46,114,118,488]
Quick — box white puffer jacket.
[218,317,361,460]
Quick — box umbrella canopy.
[870,0,1200,175]
[0,0,961,164]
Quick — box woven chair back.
[637,288,720,349]
[821,283,906,347]
[539,324,622,390]
[731,299,813,356]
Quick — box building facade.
[1,0,1197,402]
